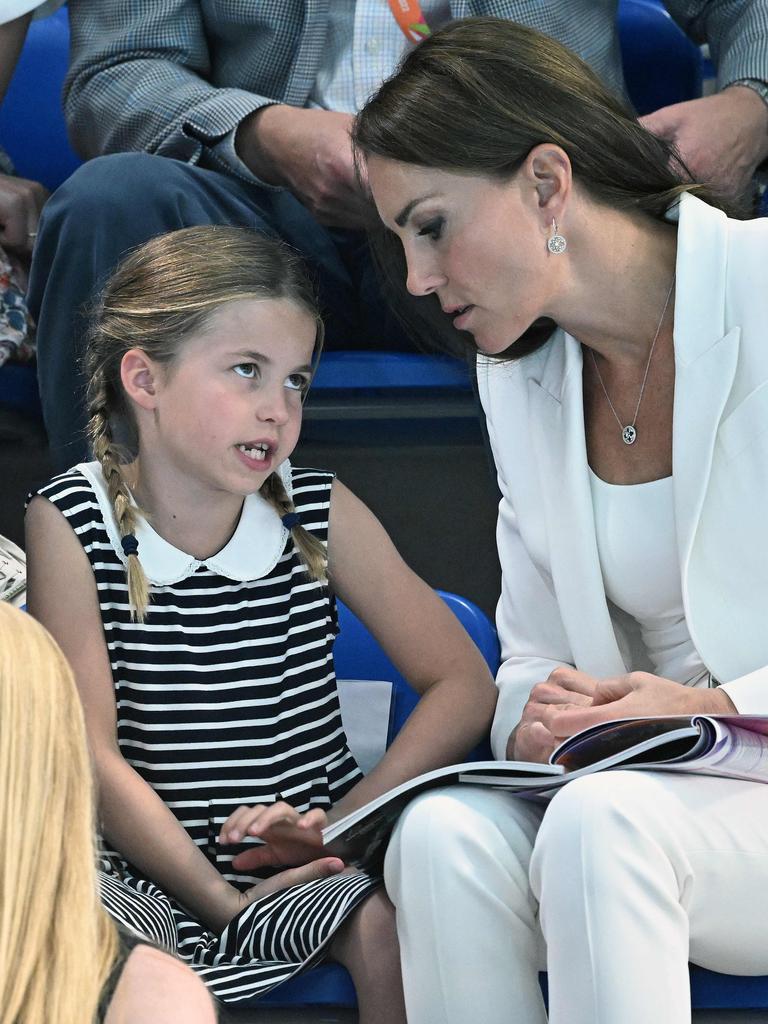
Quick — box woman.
[353,17,768,1024]
[0,603,216,1023]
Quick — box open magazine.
[324,714,768,868]
[0,533,25,607]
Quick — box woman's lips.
[453,305,475,330]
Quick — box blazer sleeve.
[480,360,578,759]
[63,0,284,163]
[663,0,768,88]
[719,666,768,713]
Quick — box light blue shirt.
[215,0,450,182]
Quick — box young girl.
[25,225,496,1017]
[0,602,216,1024]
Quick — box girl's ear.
[121,349,161,411]
[519,142,572,226]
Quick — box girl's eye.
[233,363,257,379]
[285,373,310,393]
[417,217,444,242]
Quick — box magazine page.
[0,533,25,607]
[322,759,564,866]
[551,716,704,772]
[462,715,768,789]
[648,715,768,783]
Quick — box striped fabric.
[37,463,380,1003]
[63,0,768,165]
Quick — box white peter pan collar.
[78,460,294,586]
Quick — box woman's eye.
[233,363,257,379]
[417,217,444,242]
[286,373,310,393]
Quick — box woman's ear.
[520,143,572,225]
[121,349,161,411]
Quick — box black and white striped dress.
[37,461,381,1004]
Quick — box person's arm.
[63,0,283,163]
[0,11,48,257]
[25,496,343,932]
[103,944,216,1024]
[640,0,768,198]
[0,12,31,103]
[320,479,498,820]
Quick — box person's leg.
[531,770,768,1024]
[384,785,547,1024]
[330,887,406,1024]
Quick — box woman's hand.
[221,801,332,873]
[544,670,737,739]
[510,667,597,762]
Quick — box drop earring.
[547,219,567,254]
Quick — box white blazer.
[479,192,768,758]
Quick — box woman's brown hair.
[85,225,327,621]
[353,16,735,361]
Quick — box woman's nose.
[405,256,445,297]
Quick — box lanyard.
[386,0,431,43]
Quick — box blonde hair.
[85,226,328,621]
[0,604,119,1024]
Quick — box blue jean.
[27,152,410,470]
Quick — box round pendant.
[547,233,567,255]
[622,425,637,445]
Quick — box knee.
[39,153,195,234]
[384,786,540,898]
[532,771,671,885]
[335,889,401,978]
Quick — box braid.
[87,370,151,622]
[261,473,327,583]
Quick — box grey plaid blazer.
[64,0,768,165]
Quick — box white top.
[1,0,64,24]
[589,469,709,686]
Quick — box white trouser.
[383,771,768,1024]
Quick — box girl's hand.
[212,858,347,933]
[220,802,330,872]
[544,670,737,740]
[511,667,597,762]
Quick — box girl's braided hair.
[85,225,327,622]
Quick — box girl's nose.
[258,387,290,424]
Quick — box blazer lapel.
[670,194,740,580]
[528,335,627,676]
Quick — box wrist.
[196,876,240,934]
[235,104,289,185]
[725,82,768,158]
[686,682,738,715]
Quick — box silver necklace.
[589,275,675,446]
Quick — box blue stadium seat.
[618,0,703,114]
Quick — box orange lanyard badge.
[386,0,432,43]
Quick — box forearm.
[328,672,496,824]
[66,58,269,161]
[96,748,236,932]
[64,0,276,161]
[0,12,31,104]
